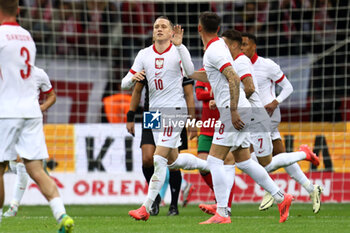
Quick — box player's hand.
[209,100,217,110]
[132,70,145,82]
[188,125,198,140]
[172,25,184,46]
[126,122,135,137]
[231,110,245,130]
[264,100,279,116]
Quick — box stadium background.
[5,0,349,205]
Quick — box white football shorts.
[0,118,49,162]
[212,107,251,151]
[250,120,273,157]
[152,107,187,149]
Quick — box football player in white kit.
[222,28,321,206]
[197,12,293,224]
[3,66,56,218]
[127,16,209,221]
[241,32,323,214]
[0,1,74,232]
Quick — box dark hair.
[241,32,257,44]
[155,16,174,29]
[199,11,221,34]
[0,0,18,16]
[222,29,242,45]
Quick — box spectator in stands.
[23,0,57,54]
[121,1,155,66]
[81,1,119,57]
[55,0,83,55]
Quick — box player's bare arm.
[126,82,144,137]
[264,100,279,116]
[132,70,146,82]
[189,70,208,82]
[40,90,56,112]
[241,76,255,99]
[183,84,197,140]
[222,66,245,130]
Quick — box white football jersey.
[33,66,53,98]
[203,37,250,113]
[128,43,186,108]
[251,53,285,122]
[234,53,269,123]
[0,22,39,118]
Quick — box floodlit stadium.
[1,0,349,232]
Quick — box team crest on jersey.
[155,58,164,69]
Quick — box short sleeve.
[267,59,284,83]
[36,68,52,93]
[205,43,232,73]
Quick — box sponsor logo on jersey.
[143,110,161,129]
[155,58,164,69]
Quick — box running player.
[126,17,208,221]
[241,32,323,213]
[3,65,56,218]
[197,12,293,224]
[0,1,74,231]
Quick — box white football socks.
[143,155,167,212]
[207,155,228,213]
[10,163,28,208]
[284,163,314,193]
[168,153,209,172]
[224,164,235,202]
[236,158,283,203]
[264,152,306,173]
[49,197,66,223]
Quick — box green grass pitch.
[1,203,350,233]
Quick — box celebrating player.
[126,16,208,221]
[0,1,74,232]
[124,75,196,216]
[197,12,293,224]
[241,32,323,213]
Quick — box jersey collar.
[206,37,220,50]
[153,43,173,55]
[1,22,20,26]
[234,52,245,60]
[251,52,258,64]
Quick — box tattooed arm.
[222,66,245,130]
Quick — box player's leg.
[272,130,322,213]
[233,145,293,223]
[129,145,172,220]
[197,135,214,190]
[159,167,170,206]
[223,152,235,215]
[18,118,74,232]
[4,159,28,217]
[167,128,187,216]
[140,129,161,216]
[0,119,23,222]
[199,143,231,224]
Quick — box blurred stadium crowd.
[18,0,349,122]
